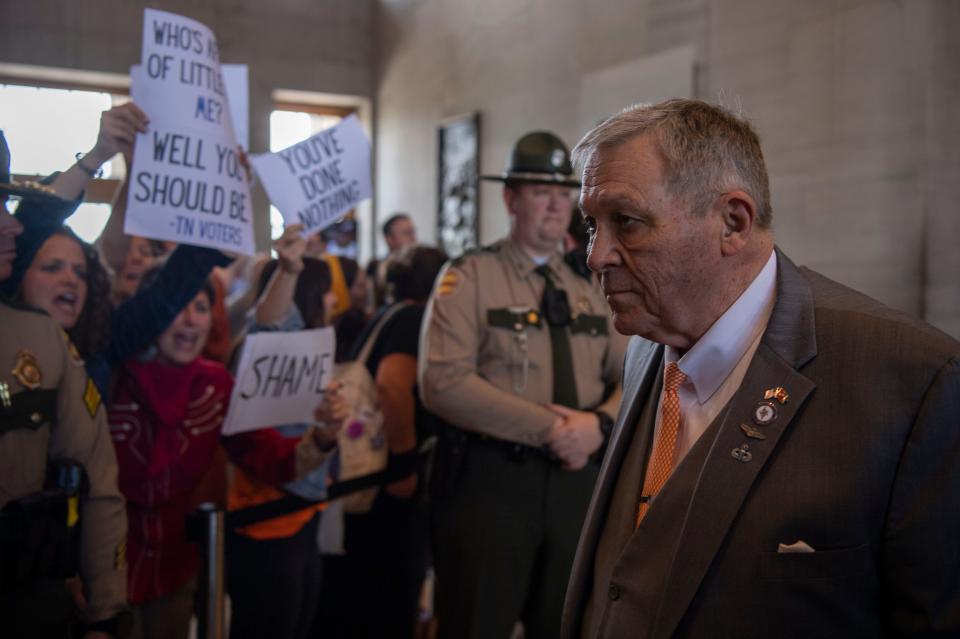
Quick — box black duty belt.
[459,429,554,463]
[0,389,57,434]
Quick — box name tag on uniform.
[569,314,608,337]
[488,308,543,331]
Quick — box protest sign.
[222,327,336,435]
[222,64,249,149]
[125,9,254,254]
[249,115,371,236]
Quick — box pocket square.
[777,540,815,554]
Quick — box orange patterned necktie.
[636,361,688,527]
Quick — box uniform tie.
[636,362,687,527]
[534,265,578,408]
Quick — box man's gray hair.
[572,98,772,228]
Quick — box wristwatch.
[594,411,615,440]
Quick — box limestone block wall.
[374,0,960,335]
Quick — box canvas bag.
[332,301,412,513]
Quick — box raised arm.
[254,224,306,327]
[103,245,231,367]
[52,102,148,204]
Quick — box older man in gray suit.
[561,98,960,638]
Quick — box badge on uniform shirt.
[12,349,42,390]
[436,269,461,298]
[83,377,102,418]
[115,542,127,569]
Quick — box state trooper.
[419,131,627,639]
[0,132,130,638]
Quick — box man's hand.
[274,223,306,274]
[546,404,603,471]
[86,102,150,169]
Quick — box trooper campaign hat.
[482,131,580,187]
[0,130,63,203]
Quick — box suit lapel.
[563,338,662,637]
[605,340,663,478]
[652,248,820,639]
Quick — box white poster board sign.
[222,64,249,149]
[125,9,254,255]
[222,327,336,435]
[249,115,371,236]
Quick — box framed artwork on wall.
[437,112,480,258]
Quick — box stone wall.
[374,0,960,334]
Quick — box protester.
[226,224,339,639]
[107,262,343,639]
[2,103,233,397]
[334,256,370,361]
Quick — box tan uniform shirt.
[0,302,127,623]
[419,238,627,446]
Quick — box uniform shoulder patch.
[60,329,84,366]
[436,268,462,298]
[83,377,102,418]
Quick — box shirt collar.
[503,237,564,278]
[665,250,778,404]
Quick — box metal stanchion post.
[192,502,225,639]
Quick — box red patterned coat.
[108,357,298,603]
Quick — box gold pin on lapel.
[764,386,789,404]
[739,423,767,440]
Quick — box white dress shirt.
[655,250,778,465]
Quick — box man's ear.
[718,190,757,257]
[502,184,518,217]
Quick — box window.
[0,82,128,242]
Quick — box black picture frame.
[437,112,480,258]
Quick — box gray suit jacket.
[562,249,960,638]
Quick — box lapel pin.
[739,423,767,440]
[764,386,789,404]
[753,401,777,426]
[731,444,753,463]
